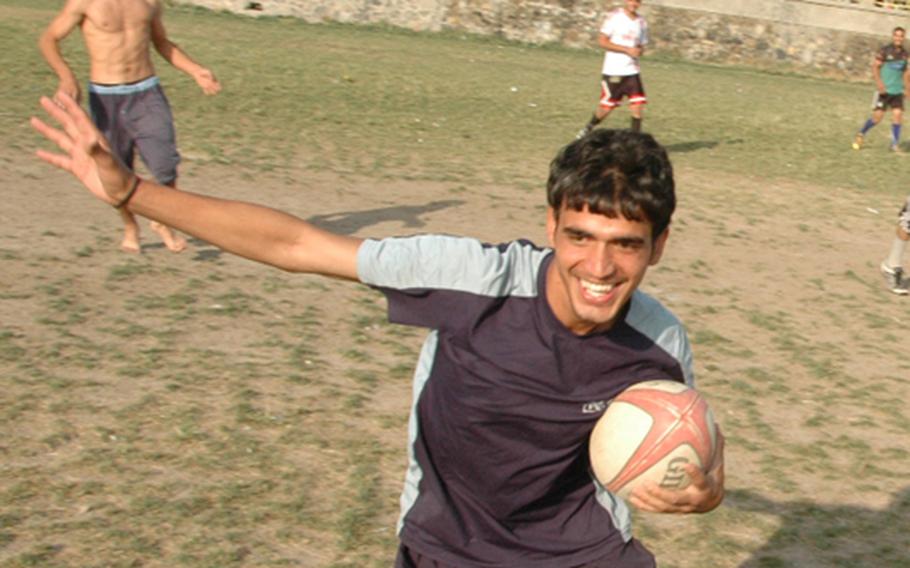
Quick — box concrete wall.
[175,0,910,78]
[648,0,905,36]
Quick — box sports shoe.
[852,133,864,150]
[892,143,904,153]
[576,126,592,140]
[880,261,909,295]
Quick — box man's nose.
[586,245,615,278]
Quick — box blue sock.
[860,119,877,135]
[892,123,902,146]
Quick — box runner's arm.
[149,5,221,95]
[38,0,87,102]
[31,94,360,279]
[873,54,886,94]
[598,33,642,58]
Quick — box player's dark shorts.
[599,74,647,108]
[874,92,904,111]
[395,540,655,568]
[88,76,180,184]
[899,195,910,234]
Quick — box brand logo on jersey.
[582,400,607,414]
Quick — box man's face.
[894,29,905,48]
[546,204,667,335]
[625,0,642,16]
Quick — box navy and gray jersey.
[877,44,909,95]
[357,235,694,567]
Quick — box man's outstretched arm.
[31,94,359,278]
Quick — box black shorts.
[88,76,180,184]
[395,540,655,568]
[599,74,647,108]
[874,92,904,111]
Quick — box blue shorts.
[88,76,180,184]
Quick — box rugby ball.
[589,380,717,500]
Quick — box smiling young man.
[32,95,724,567]
[545,205,667,336]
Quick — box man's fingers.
[630,484,695,514]
[40,95,113,162]
[39,96,78,135]
[40,94,67,117]
[683,464,710,490]
[30,116,74,154]
[35,149,73,171]
[42,93,93,140]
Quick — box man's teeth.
[581,280,614,295]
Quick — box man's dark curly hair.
[546,129,675,239]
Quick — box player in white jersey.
[880,195,910,295]
[577,0,649,138]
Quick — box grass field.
[2,1,909,567]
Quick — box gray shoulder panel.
[357,236,549,298]
[625,290,695,386]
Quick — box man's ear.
[649,227,670,266]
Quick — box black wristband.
[114,176,142,209]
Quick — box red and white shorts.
[599,74,647,108]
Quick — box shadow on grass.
[729,487,910,567]
[665,138,743,153]
[192,247,223,261]
[307,199,465,234]
[141,237,224,261]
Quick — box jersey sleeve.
[599,12,616,37]
[357,235,547,330]
[625,290,695,386]
[876,46,887,63]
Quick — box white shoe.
[880,261,909,295]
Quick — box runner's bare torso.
[79,0,160,84]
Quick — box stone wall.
[174,0,910,78]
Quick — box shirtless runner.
[40,0,221,253]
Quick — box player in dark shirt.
[853,27,910,152]
[31,94,725,567]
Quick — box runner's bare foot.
[150,221,187,253]
[120,230,141,254]
[120,243,141,254]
